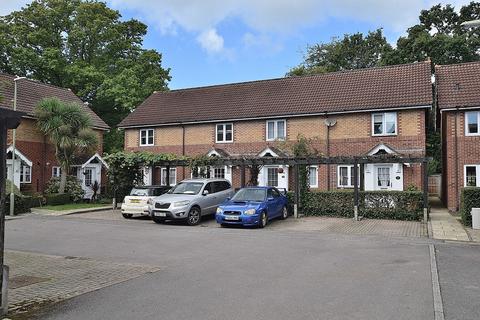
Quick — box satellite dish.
[324,118,337,127]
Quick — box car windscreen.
[170,182,204,195]
[130,188,151,196]
[231,189,266,202]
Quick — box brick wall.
[124,109,427,190]
[442,110,480,212]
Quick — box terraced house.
[0,74,109,197]
[437,61,480,212]
[119,61,433,192]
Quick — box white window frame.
[215,123,233,143]
[372,112,397,136]
[139,128,155,146]
[84,168,93,187]
[464,165,480,187]
[52,166,62,178]
[20,165,32,184]
[308,166,318,188]
[266,119,286,141]
[161,167,177,186]
[465,111,480,136]
[337,165,359,188]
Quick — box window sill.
[139,144,155,147]
[215,141,233,144]
[372,133,397,137]
[465,133,480,137]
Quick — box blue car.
[215,186,289,228]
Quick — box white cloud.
[197,28,224,53]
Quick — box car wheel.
[258,211,268,228]
[280,206,288,220]
[122,213,133,219]
[152,217,166,224]
[187,207,201,226]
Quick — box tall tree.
[35,98,98,193]
[384,3,480,66]
[0,0,171,152]
[287,29,393,76]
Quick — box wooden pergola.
[0,106,25,314]
[149,154,431,220]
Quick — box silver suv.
[149,178,234,226]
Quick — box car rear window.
[130,188,150,196]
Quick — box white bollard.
[471,208,480,230]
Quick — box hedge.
[45,193,71,206]
[460,187,480,226]
[289,190,423,221]
[3,194,43,215]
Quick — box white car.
[121,186,171,219]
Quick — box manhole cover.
[9,275,50,289]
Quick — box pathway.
[429,197,470,242]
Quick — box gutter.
[118,104,433,129]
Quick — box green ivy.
[460,187,480,226]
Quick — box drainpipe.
[182,123,186,180]
[10,77,26,216]
[454,107,459,211]
[326,123,331,191]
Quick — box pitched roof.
[119,61,433,128]
[0,73,109,130]
[435,61,480,110]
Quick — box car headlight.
[216,207,224,214]
[173,200,190,208]
[244,208,257,215]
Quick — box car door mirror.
[202,189,209,196]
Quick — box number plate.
[225,215,239,221]
[154,212,167,217]
[130,199,140,203]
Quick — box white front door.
[83,167,95,199]
[376,166,391,190]
[258,166,289,190]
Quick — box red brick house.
[0,73,109,197]
[437,61,480,212]
[119,62,433,191]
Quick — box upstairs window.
[266,120,286,141]
[465,111,480,136]
[140,129,154,146]
[216,123,233,143]
[372,112,397,136]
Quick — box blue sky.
[2,0,471,89]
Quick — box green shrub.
[460,187,480,226]
[45,193,71,206]
[360,191,423,221]
[3,194,43,215]
[45,176,84,202]
[289,190,424,221]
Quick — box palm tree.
[35,98,98,194]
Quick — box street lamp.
[460,19,480,28]
[9,76,26,216]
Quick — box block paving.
[5,250,161,315]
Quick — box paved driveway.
[5,213,435,320]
